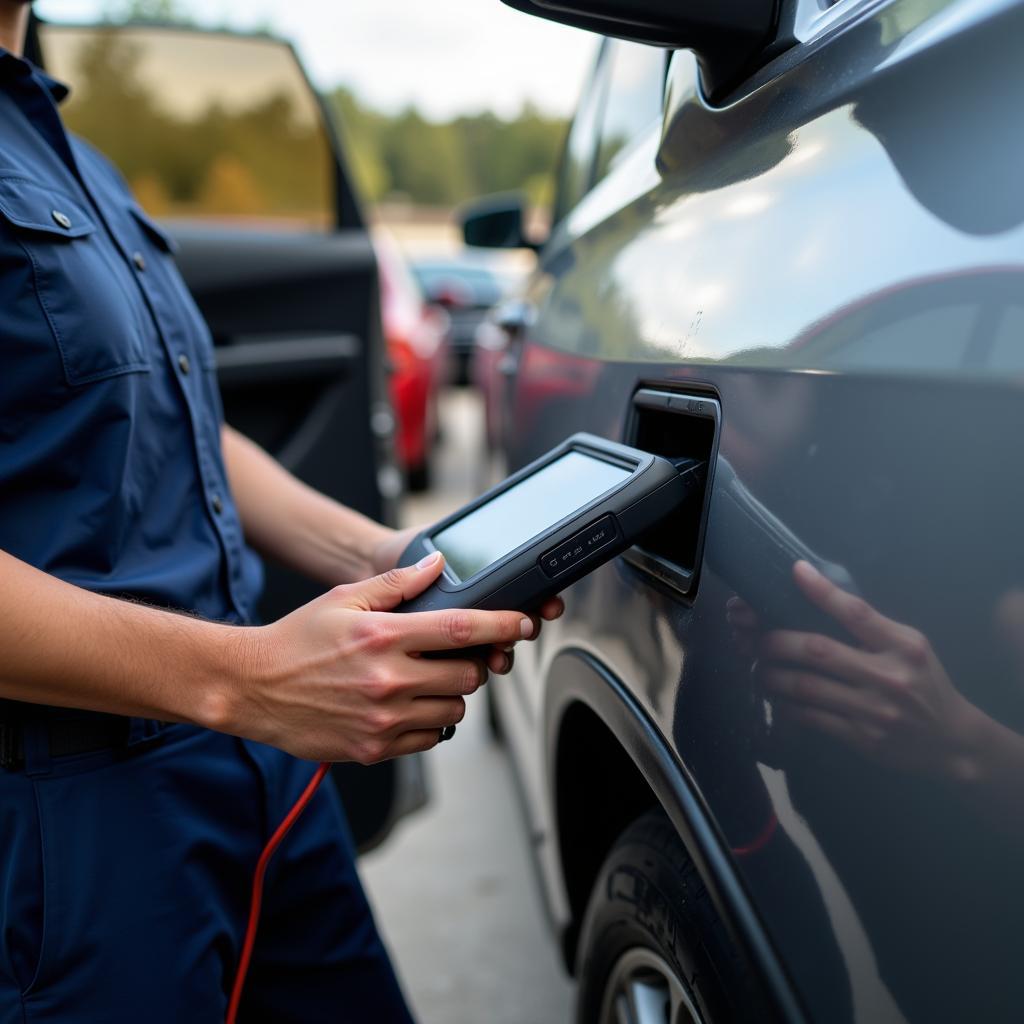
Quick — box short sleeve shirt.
[0,49,262,623]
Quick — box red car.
[373,231,450,491]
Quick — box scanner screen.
[432,451,631,581]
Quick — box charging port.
[623,388,720,595]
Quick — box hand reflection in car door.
[728,561,1024,841]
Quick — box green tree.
[327,87,567,209]
[102,0,193,22]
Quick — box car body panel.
[493,0,1024,1020]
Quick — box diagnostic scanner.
[397,433,704,614]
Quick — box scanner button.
[540,514,619,579]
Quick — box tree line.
[328,87,568,210]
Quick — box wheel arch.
[544,646,805,1024]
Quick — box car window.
[825,304,978,370]
[414,264,504,305]
[552,40,610,224]
[987,304,1024,371]
[38,25,334,230]
[592,41,666,186]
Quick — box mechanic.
[0,2,562,1021]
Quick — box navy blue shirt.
[0,50,262,623]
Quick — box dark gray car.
[462,0,1024,1021]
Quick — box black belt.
[0,705,133,770]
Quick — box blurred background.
[33,0,594,1019]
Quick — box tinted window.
[988,304,1024,371]
[593,41,666,185]
[39,25,334,230]
[413,263,504,307]
[553,40,609,223]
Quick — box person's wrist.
[946,699,990,785]
[369,524,418,576]
[192,622,270,740]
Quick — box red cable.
[226,760,332,1024]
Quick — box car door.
[487,4,1024,1020]
[32,17,425,851]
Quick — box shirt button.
[211,494,224,515]
[51,209,72,229]
[132,251,146,272]
[177,353,191,375]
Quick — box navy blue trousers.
[0,722,417,1023]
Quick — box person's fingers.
[758,629,891,690]
[396,607,533,652]
[382,729,444,760]
[404,696,467,732]
[340,552,446,612]
[396,656,488,696]
[486,646,514,674]
[763,667,894,722]
[791,561,902,652]
[774,702,867,749]
[524,613,542,640]
[726,600,760,631]
[539,597,564,621]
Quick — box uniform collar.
[0,46,70,103]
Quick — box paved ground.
[359,389,576,1024]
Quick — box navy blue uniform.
[0,49,415,1023]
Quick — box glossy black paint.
[489,0,1024,1020]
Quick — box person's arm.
[221,423,397,586]
[0,547,241,726]
[0,546,534,763]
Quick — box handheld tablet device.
[397,432,704,614]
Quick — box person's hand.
[369,525,420,577]
[368,524,564,675]
[734,561,982,778]
[225,552,543,763]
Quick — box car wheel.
[575,809,748,1024]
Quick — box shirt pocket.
[127,204,218,373]
[0,175,150,386]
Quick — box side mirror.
[460,193,535,250]
[501,0,778,97]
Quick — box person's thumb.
[342,551,445,612]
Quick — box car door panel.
[499,0,1024,1019]
[172,226,390,629]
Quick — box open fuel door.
[33,17,425,851]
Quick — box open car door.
[32,17,427,851]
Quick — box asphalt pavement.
[359,388,575,1024]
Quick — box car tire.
[575,809,750,1024]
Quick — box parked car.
[465,1,1024,1022]
[375,231,451,492]
[412,251,523,384]
[32,17,427,851]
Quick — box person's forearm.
[0,548,245,727]
[221,424,391,585]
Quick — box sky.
[34,0,599,120]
